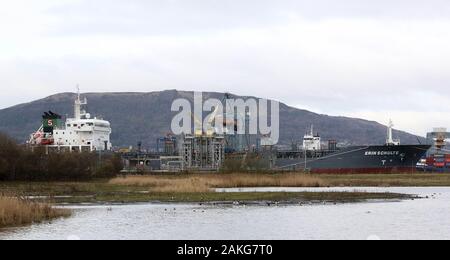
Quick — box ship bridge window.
[67,124,71,127]
[95,123,110,128]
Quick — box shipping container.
[434,162,445,167]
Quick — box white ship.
[29,89,112,152]
[303,125,321,151]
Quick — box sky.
[0,0,449,136]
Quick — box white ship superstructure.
[303,125,321,151]
[29,90,112,152]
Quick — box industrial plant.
[25,92,449,174]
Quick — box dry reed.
[0,196,71,228]
[109,173,327,193]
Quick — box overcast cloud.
[0,0,449,136]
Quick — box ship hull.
[276,145,431,174]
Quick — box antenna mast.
[74,85,87,119]
[386,119,400,146]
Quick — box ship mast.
[74,85,87,120]
[386,119,400,146]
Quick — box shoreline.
[1,173,447,206]
[4,172,440,229]
[55,196,416,208]
[48,191,416,205]
[0,190,415,230]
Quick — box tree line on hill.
[0,132,122,181]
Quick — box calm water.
[1,187,449,240]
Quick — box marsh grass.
[0,173,443,204]
[109,173,327,193]
[0,195,71,228]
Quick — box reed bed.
[109,173,327,193]
[0,195,71,228]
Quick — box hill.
[0,90,424,148]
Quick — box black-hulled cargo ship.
[275,122,431,173]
